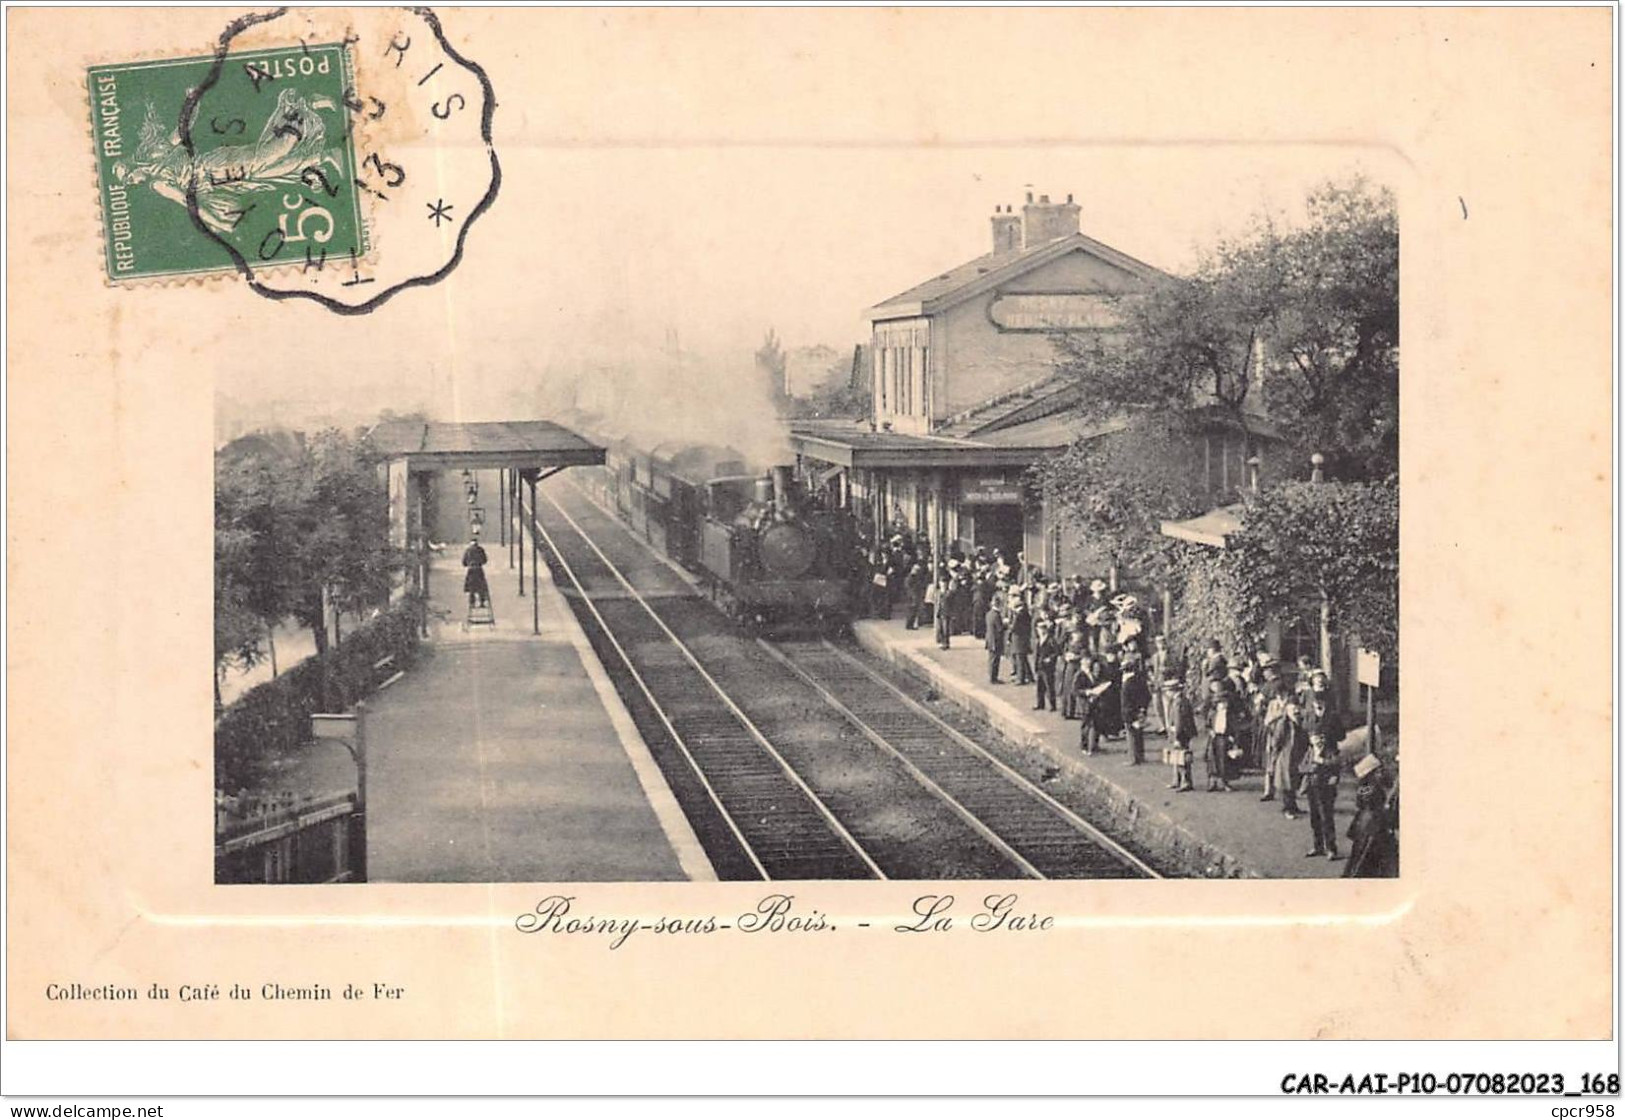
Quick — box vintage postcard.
[4,5,1613,1054]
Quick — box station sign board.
[1357,648,1382,687]
[989,293,1121,332]
[960,477,1024,505]
[311,714,357,741]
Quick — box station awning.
[1160,504,1244,548]
[368,420,605,473]
[789,424,1052,470]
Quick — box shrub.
[215,597,422,791]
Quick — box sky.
[213,142,1398,436]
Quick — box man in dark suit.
[1008,595,1033,685]
[903,564,926,630]
[1304,732,1342,860]
[1076,656,1109,755]
[1119,651,1152,765]
[984,602,1006,684]
[1269,698,1310,819]
[1033,619,1060,711]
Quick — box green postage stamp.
[88,44,368,282]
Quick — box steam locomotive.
[580,441,857,631]
[698,466,856,629]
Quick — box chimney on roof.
[1021,189,1081,248]
[990,203,1022,254]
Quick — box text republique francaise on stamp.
[90,44,366,282]
[87,7,499,314]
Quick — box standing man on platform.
[1120,650,1151,766]
[1304,733,1343,860]
[1009,592,1033,685]
[903,563,926,630]
[1148,634,1172,734]
[984,599,1006,684]
[1033,618,1059,711]
[933,573,953,650]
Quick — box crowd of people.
[856,527,1398,876]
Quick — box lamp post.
[1309,451,1332,676]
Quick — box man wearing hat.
[1267,697,1310,818]
[462,532,490,609]
[1203,677,1238,792]
[1148,634,1177,735]
[1344,757,1398,877]
[1033,615,1060,711]
[1257,662,1291,802]
[1119,649,1152,765]
[1059,621,1088,719]
[903,563,926,630]
[1083,579,1113,653]
[1008,591,1033,685]
[983,596,1006,684]
[1303,731,1343,860]
[1162,675,1197,791]
[933,573,953,650]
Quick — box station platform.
[362,532,713,883]
[852,616,1369,879]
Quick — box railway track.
[524,494,877,880]
[526,480,1156,881]
[762,639,1160,880]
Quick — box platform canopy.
[368,420,605,473]
[1159,504,1244,549]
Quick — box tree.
[215,437,310,681]
[1030,414,1209,584]
[215,425,404,709]
[1257,178,1398,481]
[1039,175,1399,584]
[755,328,788,411]
[214,525,266,713]
[1225,479,1399,664]
[785,352,872,419]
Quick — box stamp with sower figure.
[90,43,366,282]
[88,7,499,315]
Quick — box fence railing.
[215,791,364,884]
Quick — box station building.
[790,192,1281,580]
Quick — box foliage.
[786,357,872,419]
[1054,179,1396,476]
[1257,179,1399,481]
[1165,544,1261,671]
[1030,414,1211,584]
[214,524,267,712]
[215,424,406,705]
[1225,478,1399,662]
[214,597,423,792]
[215,435,309,681]
[755,327,789,410]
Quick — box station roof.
[866,232,1171,323]
[788,420,1066,470]
[367,420,605,472]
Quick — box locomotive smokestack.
[771,466,793,517]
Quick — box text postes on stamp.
[90,43,364,283]
[90,7,499,315]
